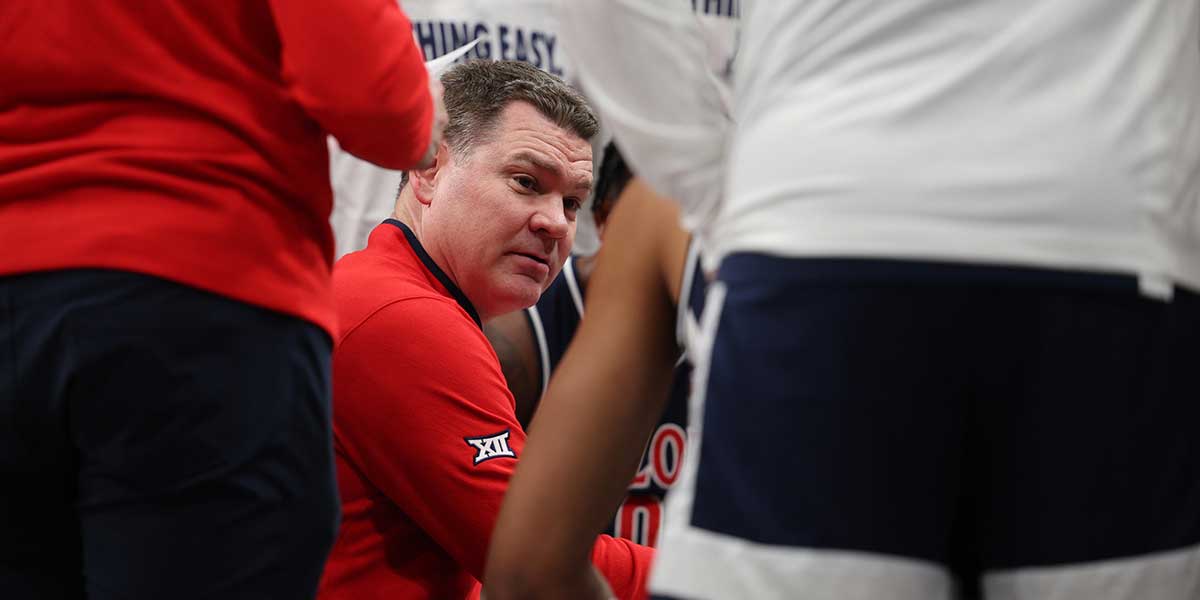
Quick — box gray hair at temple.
[398,59,598,193]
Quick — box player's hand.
[416,76,448,169]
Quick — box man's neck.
[392,203,415,230]
[391,197,495,322]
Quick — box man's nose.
[530,196,570,240]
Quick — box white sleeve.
[556,0,733,232]
[328,137,405,259]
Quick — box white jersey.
[562,0,1200,296]
[328,0,596,259]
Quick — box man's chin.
[513,288,542,311]
[488,283,542,315]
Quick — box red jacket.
[320,220,653,599]
[0,2,433,337]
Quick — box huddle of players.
[5,1,1197,599]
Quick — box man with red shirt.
[0,2,442,598]
[319,60,652,600]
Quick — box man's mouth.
[514,252,549,266]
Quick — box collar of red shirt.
[383,218,482,328]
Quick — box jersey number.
[614,423,686,547]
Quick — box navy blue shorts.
[650,256,1200,600]
[0,269,338,599]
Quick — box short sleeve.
[332,297,520,579]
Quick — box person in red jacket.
[0,3,443,599]
[319,60,652,600]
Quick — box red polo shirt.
[0,2,432,337]
[320,220,653,599]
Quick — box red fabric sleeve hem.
[590,535,654,600]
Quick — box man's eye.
[514,175,536,190]
[564,197,583,212]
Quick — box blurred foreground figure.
[519,0,1200,598]
[0,2,440,598]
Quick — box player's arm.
[485,180,690,600]
[268,0,437,169]
[334,298,651,598]
[483,310,543,430]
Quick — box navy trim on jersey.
[523,306,550,397]
[563,259,585,316]
[675,238,707,356]
[386,219,482,328]
[526,256,585,398]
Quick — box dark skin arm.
[483,311,543,430]
[484,179,691,600]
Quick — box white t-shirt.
[328,0,601,259]
[563,0,1200,296]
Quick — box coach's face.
[414,101,592,321]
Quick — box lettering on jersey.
[628,423,686,491]
[615,425,684,547]
[649,423,685,488]
[614,495,663,547]
[411,20,564,77]
[692,0,739,18]
[464,430,516,465]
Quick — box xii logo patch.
[464,430,516,465]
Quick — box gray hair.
[398,59,597,193]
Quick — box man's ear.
[409,142,450,207]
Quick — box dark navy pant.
[0,269,338,599]
[653,256,1200,599]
